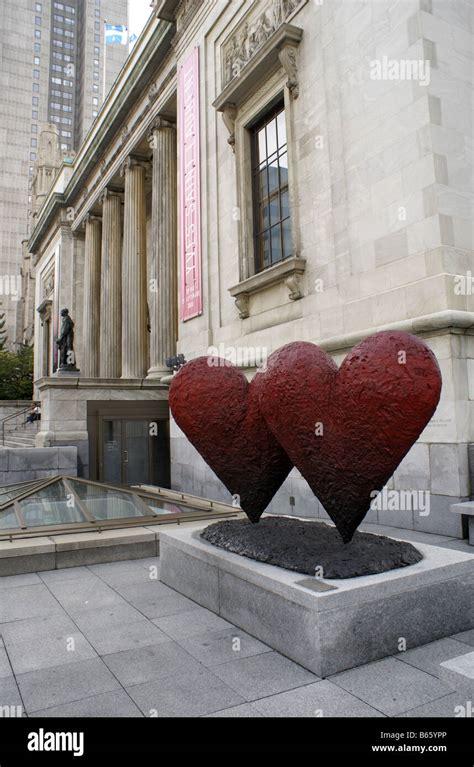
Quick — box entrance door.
[99,418,169,486]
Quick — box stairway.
[2,422,38,449]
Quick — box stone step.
[440,651,474,694]
[2,438,37,449]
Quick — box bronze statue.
[56,308,77,370]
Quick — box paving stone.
[0,613,78,644]
[0,573,42,590]
[0,676,24,714]
[81,619,169,656]
[16,658,121,713]
[0,584,63,623]
[397,692,473,717]
[33,690,144,718]
[111,581,182,603]
[102,640,204,687]
[5,631,98,675]
[176,628,271,668]
[204,703,263,717]
[39,567,99,585]
[133,593,201,620]
[126,668,245,717]
[0,648,12,679]
[93,568,164,590]
[72,603,147,633]
[88,560,153,576]
[452,629,474,647]
[152,607,232,640]
[45,580,125,614]
[211,651,319,701]
[330,658,452,716]
[251,680,386,717]
[395,638,471,678]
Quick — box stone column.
[120,157,148,379]
[147,117,177,379]
[99,189,122,378]
[82,214,102,377]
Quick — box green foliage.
[0,345,34,400]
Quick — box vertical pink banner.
[178,47,202,321]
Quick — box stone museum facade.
[25,0,473,538]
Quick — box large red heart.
[169,357,292,522]
[258,331,442,542]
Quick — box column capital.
[82,213,102,229]
[120,155,150,178]
[99,187,123,205]
[148,116,176,142]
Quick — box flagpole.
[102,18,107,105]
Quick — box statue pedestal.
[55,367,81,377]
[159,521,474,677]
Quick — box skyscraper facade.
[0,0,128,346]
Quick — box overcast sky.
[129,0,154,40]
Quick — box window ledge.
[229,256,306,318]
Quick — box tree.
[0,344,34,400]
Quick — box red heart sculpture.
[258,331,442,542]
[169,357,292,522]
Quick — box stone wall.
[0,447,77,485]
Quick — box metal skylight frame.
[0,474,239,540]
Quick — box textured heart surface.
[258,331,442,542]
[169,357,293,522]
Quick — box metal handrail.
[1,402,40,446]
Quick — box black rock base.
[200,516,423,579]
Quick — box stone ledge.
[229,256,306,318]
[159,523,474,676]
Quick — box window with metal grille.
[251,102,291,273]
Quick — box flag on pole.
[105,24,128,45]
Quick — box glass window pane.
[257,127,266,164]
[256,230,271,271]
[266,117,277,157]
[268,156,279,194]
[18,481,86,527]
[68,479,145,520]
[103,420,122,484]
[258,167,268,199]
[271,225,282,264]
[281,189,290,220]
[0,508,19,529]
[279,152,288,186]
[282,218,292,258]
[259,200,270,232]
[277,110,286,148]
[125,421,150,486]
[269,193,280,226]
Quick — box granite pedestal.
[159,524,474,677]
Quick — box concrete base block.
[440,651,474,694]
[0,553,56,576]
[159,524,474,677]
[56,541,157,568]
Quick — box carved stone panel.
[222,0,306,86]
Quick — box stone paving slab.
[251,680,386,717]
[175,627,270,668]
[32,690,144,718]
[0,546,471,718]
[152,606,233,639]
[102,640,205,687]
[125,667,246,717]
[395,637,472,678]
[330,657,453,716]
[0,584,64,623]
[16,657,122,713]
[210,651,319,701]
